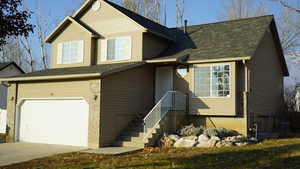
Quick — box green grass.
[2,138,300,169]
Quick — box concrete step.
[115,140,145,148]
[118,135,143,142]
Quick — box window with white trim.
[194,64,231,97]
[57,40,84,64]
[100,37,131,61]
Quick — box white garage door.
[18,99,89,147]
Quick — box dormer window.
[100,37,132,61]
[57,40,84,64]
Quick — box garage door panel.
[18,99,89,147]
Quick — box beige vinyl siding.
[142,33,169,60]
[51,22,93,68]
[100,65,154,146]
[189,62,237,116]
[248,29,285,133]
[174,63,247,135]
[78,0,144,63]
[6,79,101,149]
[96,31,143,63]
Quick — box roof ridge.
[171,15,274,29]
[103,0,169,29]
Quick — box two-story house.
[1,0,288,148]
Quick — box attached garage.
[3,62,148,148]
[17,99,89,147]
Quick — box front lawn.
[2,138,300,169]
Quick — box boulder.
[224,135,247,143]
[168,134,180,142]
[235,142,249,147]
[158,136,175,147]
[174,138,197,148]
[216,140,234,148]
[208,136,220,148]
[198,134,210,142]
[182,136,198,142]
[196,141,210,148]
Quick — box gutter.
[0,73,101,82]
[243,59,250,136]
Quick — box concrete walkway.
[81,147,143,155]
[0,142,86,167]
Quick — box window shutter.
[57,43,63,64]
[78,40,84,62]
[100,39,107,61]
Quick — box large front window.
[194,64,231,97]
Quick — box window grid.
[62,41,82,64]
[106,37,131,61]
[194,64,231,98]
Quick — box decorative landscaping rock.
[158,136,175,147]
[182,136,198,142]
[168,134,180,142]
[215,127,239,138]
[157,125,258,148]
[208,136,221,148]
[225,135,247,143]
[178,124,204,136]
[235,142,250,147]
[216,140,234,148]
[174,138,197,148]
[196,141,210,148]
[203,128,218,138]
[198,134,210,142]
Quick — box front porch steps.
[114,120,163,148]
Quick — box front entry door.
[155,66,173,103]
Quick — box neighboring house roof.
[0,62,25,73]
[0,62,144,82]
[149,15,288,76]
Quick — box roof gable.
[72,0,174,41]
[45,16,100,43]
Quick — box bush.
[178,124,205,136]
[204,127,239,138]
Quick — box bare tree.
[122,0,143,13]
[0,38,24,67]
[221,0,268,20]
[275,0,300,58]
[20,37,35,72]
[175,0,185,27]
[276,0,300,13]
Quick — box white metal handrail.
[143,91,186,141]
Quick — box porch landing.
[81,147,143,155]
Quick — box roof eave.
[45,16,99,43]
[0,73,101,82]
[186,56,251,64]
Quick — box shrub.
[178,124,205,136]
[204,127,239,138]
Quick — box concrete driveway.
[0,142,87,167]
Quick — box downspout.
[243,60,249,136]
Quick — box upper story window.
[57,40,84,64]
[100,36,131,61]
[194,64,231,98]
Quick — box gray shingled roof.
[0,62,24,73]
[9,62,144,79]
[151,15,274,62]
